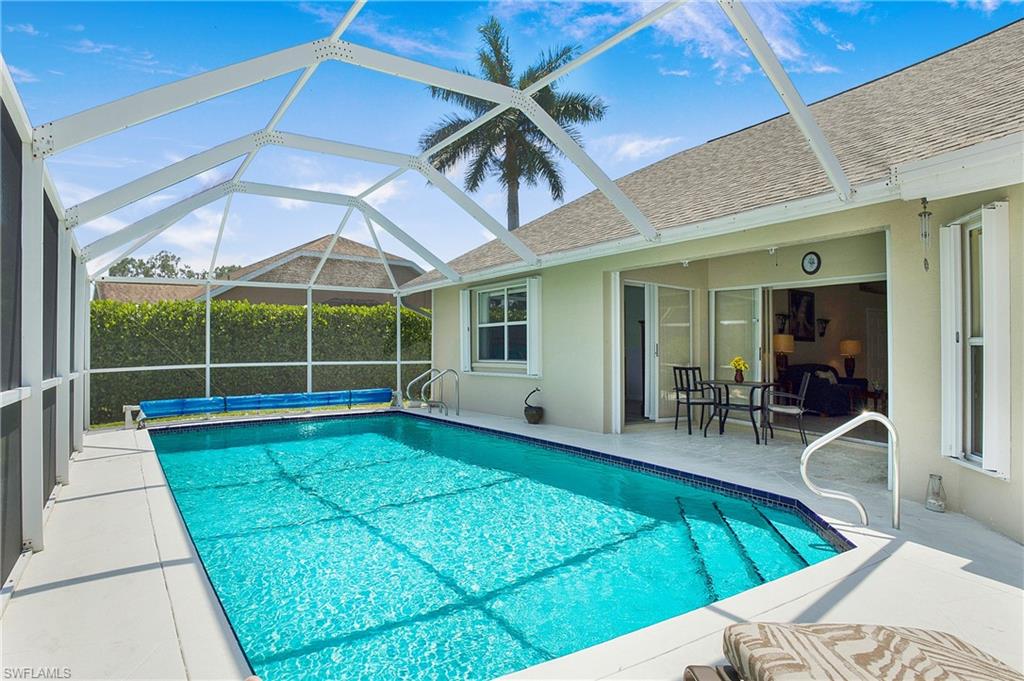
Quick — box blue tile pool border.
[149,408,854,553]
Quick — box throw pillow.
[815,370,837,385]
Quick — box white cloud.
[658,67,692,77]
[625,1,841,79]
[66,24,86,32]
[66,38,117,54]
[956,0,1021,11]
[8,65,38,84]
[811,14,856,53]
[160,205,230,257]
[272,177,408,211]
[5,23,40,36]
[299,4,469,60]
[48,69,66,76]
[593,133,683,162]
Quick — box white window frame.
[475,284,529,364]
[939,201,1011,478]
[459,277,541,377]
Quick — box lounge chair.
[684,622,1023,680]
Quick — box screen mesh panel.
[1,103,23,392]
[70,256,77,369]
[1,405,23,582]
[42,387,56,504]
[69,381,76,453]
[43,196,58,380]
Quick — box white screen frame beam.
[718,0,853,201]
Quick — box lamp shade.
[773,334,795,354]
[839,339,862,357]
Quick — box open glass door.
[711,288,762,397]
[655,286,692,419]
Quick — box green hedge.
[90,300,430,424]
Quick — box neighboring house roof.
[406,20,1024,288]
[95,234,423,302]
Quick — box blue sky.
[3,1,1022,274]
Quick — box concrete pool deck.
[1,407,1021,679]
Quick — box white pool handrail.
[421,369,459,416]
[406,368,441,403]
[800,411,900,529]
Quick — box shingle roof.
[96,235,422,302]
[407,20,1024,288]
[224,234,411,283]
[95,281,203,303]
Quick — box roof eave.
[399,130,1024,296]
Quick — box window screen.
[1,102,23,392]
[43,196,58,380]
[70,255,77,370]
[1,405,23,583]
[43,388,56,504]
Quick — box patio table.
[703,379,777,444]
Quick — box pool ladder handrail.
[420,369,459,416]
[800,411,900,529]
[406,368,441,404]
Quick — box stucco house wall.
[432,184,1023,541]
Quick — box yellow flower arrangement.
[729,356,750,372]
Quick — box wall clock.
[801,251,821,275]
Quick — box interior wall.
[771,282,887,382]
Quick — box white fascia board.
[237,182,461,281]
[518,99,658,242]
[34,42,318,157]
[67,133,256,227]
[331,41,515,104]
[398,177,900,295]
[81,182,233,262]
[893,131,1024,201]
[718,0,852,202]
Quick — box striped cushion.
[723,623,1022,681]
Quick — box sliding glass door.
[711,288,761,383]
[655,286,692,419]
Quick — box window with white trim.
[939,201,1010,477]
[460,278,541,376]
[477,286,527,362]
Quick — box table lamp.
[839,339,862,378]
[773,333,794,375]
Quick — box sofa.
[780,364,862,416]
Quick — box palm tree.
[420,17,607,231]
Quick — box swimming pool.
[151,413,846,680]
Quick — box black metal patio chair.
[761,372,812,445]
[673,366,718,435]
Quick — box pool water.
[151,415,840,681]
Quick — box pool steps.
[676,496,814,601]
